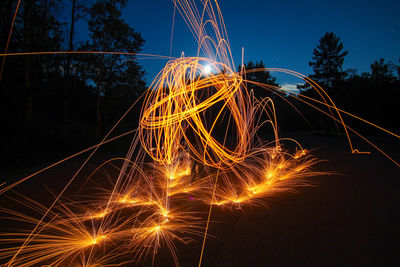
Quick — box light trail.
[0,0,399,266]
[0,51,175,60]
[0,0,21,80]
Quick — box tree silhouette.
[14,0,64,129]
[370,58,396,83]
[83,0,145,137]
[64,0,89,125]
[308,32,348,89]
[297,33,348,134]
[238,60,279,98]
[396,58,400,79]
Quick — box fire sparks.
[0,0,399,266]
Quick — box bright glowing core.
[203,65,212,75]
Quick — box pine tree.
[238,60,279,98]
[308,32,348,89]
[370,58,395,83]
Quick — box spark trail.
[0,0,399,266]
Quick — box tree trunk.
[23,0,33,135]
[96,90,102,138]
[64,0,76,125]
[96,54,106,139]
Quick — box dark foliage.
[299,32,400,135]
[238,60,279,99]
[0,0,146,170]
[309,32,348,89]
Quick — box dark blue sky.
[117,0,400,88]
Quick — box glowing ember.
[0,0,398,266]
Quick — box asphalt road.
[1,132,399,266]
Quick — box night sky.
[1,2,399,266]
[82,0,400,89]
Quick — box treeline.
[243,32,400,135]
[299,32,400,134]
[0,0,146,161]
[1,2,398,168]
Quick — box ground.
[1,131,399,266]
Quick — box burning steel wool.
[0,0,399,266]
